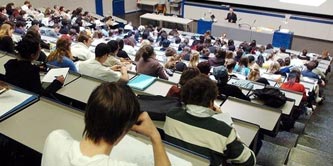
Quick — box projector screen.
[200,0,332,17]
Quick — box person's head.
[266,43,273,50]
[77,34,93,47]
[0,22,14,37]
[175,61,187,72]
[248,55,255,64]
[287,71,301,84]
[197,61,211,75]
[165,47,176,57]
[189,51,199,66]
[95,43,111,58]
[141,45,155,62]
[47,36,72,62]
[162,39,170,48]
[179,67,201,86]
[284,57,291,66]
[322,49,329,58]
[116,38,125,50]
[107,40,119,55]
[302,49,308,56]
[83,82,141,145]
[268,61,280,73]
[181,74,218,108]
[239,56,249,67]
[248,68,260,81]
[305,61,316,71]
[277,58,285,67]
[226,59,236,72]
[215,48,226,59]
[213,66,229,84]
[280,47,286,53]
[229,8,234,13]
[16,33,40,61]
[0,7,6,14]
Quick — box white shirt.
[78,59,121,82]
[123,45,136,56]
[42,130,137,166]
[71,42,95,61]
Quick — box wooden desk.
[221,97,281,132]
[137,0,158,12]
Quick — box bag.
[252,87,287,108]
[137,95,182,121]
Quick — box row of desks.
[0,88,209,165]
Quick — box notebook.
[128,74,156,91]
[42,67,69,83]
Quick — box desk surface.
[0,98,85,153]
[56,76,102,103]
[221,97,281,131]
[140,13,193,25]
[143,79,175,96]
[137,0,158,5]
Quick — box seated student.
[71,34,94,61]
[47,36,78,72]
[0,22,15,53]
[116,38,131,60]
[4,33,64,95]
[188,51,199,68]
[248,68,270,85]
[160,39,170,51]
[302,61,325,86]
[197,61,211,75]
[166,67,201,98]
[42,82,170,166]
[213,66,251,101]
[78,43,129,82]
[136,45,169,80]
[103,40,123,67]
[280,71,312,116]
[233,56,251,77]
[298,49,310,61]
[208,48,226,67]
[164,75,255,166]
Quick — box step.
[297,134,333,154]
[256,140,289,166]
[304,122,333,141]
[287,145,333,165]
[264,131,298,148]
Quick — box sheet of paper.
[0,89,33,117]
[111,135,192,166]
[42,68,69,83]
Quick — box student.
[78,43,129,82]
[47,36,78,72]
[136,45,169,80]
[0,22,15,53]
[164,75,255,165]
[188,51,199,68]
[42,82,170,166]
[166,67,201,98]
[103,40,122,67]
[71,34,94,61]
[4,33,64,95]
[213,66,251,101]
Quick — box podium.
[197,19,212,34]
[272,30,294,49]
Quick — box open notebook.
[42,67,69,83]
[111,135,192,166]
[0,89,37,121]
[128,74,156,91]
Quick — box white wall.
[102,0,113,16]
[184,5,333,41]
[206,0,333,16]
[125,0,138,13]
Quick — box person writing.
[225,8,237,23]
[42,82,171,166]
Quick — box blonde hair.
[248,68,260,81]
[322,49,329,58]
[267,61,280,74]
[0,23,13,38]
[189,51,199,68]
[47,37,73,62]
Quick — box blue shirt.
[302,70,320,80]
[48,56,78,72]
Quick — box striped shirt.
[164,105,255,166]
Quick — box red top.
[280,82,307,101]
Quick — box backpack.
[252,87,287,108]
[257,54,265,67]
[137,95,182,121]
